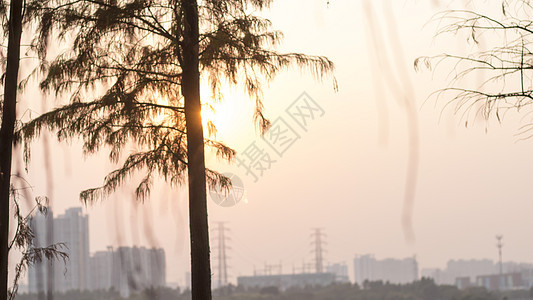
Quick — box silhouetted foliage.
[17,1,334,299]
[0,0,73,296]
[19,0,335,203]
[0,0,62,297]
[417,0,533,135]
[8,194,68,300]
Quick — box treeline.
[14,278,533,300]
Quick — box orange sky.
[9,0,533,286]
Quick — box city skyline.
[7,0,533,291]
[22,205,533,289]
[26,207,166,296]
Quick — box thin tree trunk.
[181,0,211,300]
[0,0,23,298]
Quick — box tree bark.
[181,1,211,300]
[0,0,23,298]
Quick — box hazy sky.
[10,0,533,286]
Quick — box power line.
[254,262,282,276]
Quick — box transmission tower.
[213,222,230,287]
[311,228,326,273]
[496,235,504,290]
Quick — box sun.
[200,84,252,141]
[200,95,232,138]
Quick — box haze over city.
[6,0,533,292]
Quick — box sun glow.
[200,83,254,143]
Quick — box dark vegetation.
[14,279,533,300]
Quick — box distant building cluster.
[353,254,418,286]
[26,211,533,294]
[421,259,533,290]
[421,259,495,286]
[237,261,349,291]
[87,246,166,296]
[326,263,350,283]
[28,207,90,293]
[238,273,337,290]
[27,207,166,297]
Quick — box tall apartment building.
[28,207,90,293]
[27,209,51,294]
[88,248,114,291]
[28,207,166,296]
[88,246,166,297]
[354,254,418,286]
[113,246,166,297]
[55,207,90,292]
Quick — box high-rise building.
[54,207,90,292]
[113,246,166,297]
[28,207,89,293]
[27,207,166,296]
[88,248,114,291]
[354,254,418,286]
[27,210,52,294]
[86,246,166,296]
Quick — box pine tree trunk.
[181,0,212,300]
[0,0,23,298]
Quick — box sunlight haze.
[8,0,533,290]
